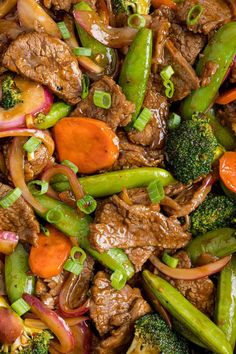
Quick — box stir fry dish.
[0,0,236,353]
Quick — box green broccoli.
[165,115,218,184]
[1,76,22,110]
[126,313,190,354]
[112,0,150,15]
[190,194,236,236]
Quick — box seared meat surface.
[217,101,236,133]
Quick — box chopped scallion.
[187,4,203,26]
[160,65,175,99]
[28,180,49,196]
[57,21,70,39]
[81,74,90,99]
[127,14,146,29]
[40,224,50,236]
[77,195,97,214]
[110,269,126,290]
[147,179,165,204]
[0,187,22,209]
[73,47,92,57]
[24,276,35,295]
[46,208,63,224]
[63,259,83,275]
[23,137,42,153]
[61,160,78,174]
[162,251,179,268]
[11,298,30,316]
[168,113,181,130]
[160,65,174,81]
[70,246,87,264]
[133,107,152,131]
[93,90,111,109]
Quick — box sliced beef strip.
[0,183,39,245]
[217,101,236,134]
[89,194,191,253]
[125,247,156,272]
[230,62,236,83]
[176,0,231,35]
[3,32,82,104]
[163,251,214,315]
[127,78,169,149]
[90,271,151,343]
[43,0,96,11]
[72,76,135,131]
[113,131,164,170]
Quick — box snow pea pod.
[143,270,233,354]
[119,27,152,124]
[186,228,236,264]
[181,22,236,119]
[215,254,236,350]
[34,102,72,130]
[51,167,176,197]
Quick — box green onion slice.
[73,47,92,57]
[23,137,42,153]
[61,160,78,174]
[11,298,30,316]
[57,21,70,39]
[63,259,84,275]
[111,270,126,290]
[77,195,97,214]
[147,179,165,204]
[128,14,146,29]
[160,66,175,99]
[81,74,90,99]
[28,180,49,196]
[162,251,179,268]
[168,113,181,130]
[40,224,50,236]
[133,107,152,131]
[70,246,87,264]
[93,90,111,109]
[187,4,203,26]
[164,80,174,98]
[46,208,63,224]
[0,187,22,209]
[160,65,174,81]
[24,276,35,295]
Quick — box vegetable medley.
[0,0,236,353]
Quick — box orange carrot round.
[53,117,119,174]
[29,226,71,278]
[219,152,236,193]
[151,0,177,10]
[215,88,236,105]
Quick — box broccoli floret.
[112,0,150,15]
[166,115,218,184]
[18,330,53,354]
[190,194,236,236]
[1,76,22,110]
[127,313,190,354]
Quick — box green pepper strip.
[51,167,175,197]
[5,244,35,304]
[186,228,236,264]
[119,27,152,125]
[142,270,233,354]
[74,2,117,77]
[215,254,236,350]
[35,194,134,280]
[181,22,236,119]
[34,102,72,130]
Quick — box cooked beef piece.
[113,131,164,169]
[152,6,176,23]
[0,34,10,74]
[0,183,39,245]
[199,61,219,87]
[156,39,199,101]
[169,24,206,65]
[90,271,151,353]
[127,78,168,149]
[217,101,236,133]
[89,194,190,256]
[36,272,66,310]
[165,181,188,197]
[163,251,214,315]
[176,0,231,35]
[125,247,156,272]
[121,187,151,206]
[3,32,82,104]
[230,62,236,83]
[72,76,135,131]
[44,0,95,11]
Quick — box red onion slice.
[0,231,19,255]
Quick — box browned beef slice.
[125,247,155,272]
[157,39,199,101]
[90,271,151,341]
[170,23,206,65]
[2,32,82,104]
[44,0,96,11]
[72,76,134,131]
[176,0,231,35]
[164,251,214,315]
[0,183,39,245]
[127,79,168,149]
[230,62,236,83]
[89,195,190,253]
[113,131,164,169]
[217,102,236,133]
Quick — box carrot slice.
[219,152,236,193]
[215,87,236,105]
[29,226,71,278]
[151,0,177,10]
[53,117,119,174]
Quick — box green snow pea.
[34,102,72,130]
